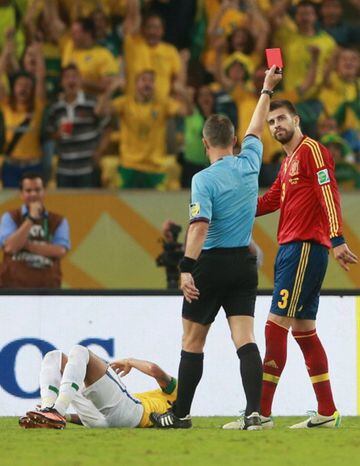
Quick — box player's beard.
[274,127,295,144]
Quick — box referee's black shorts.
[182,247,258,325]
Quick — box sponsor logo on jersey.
[317,169,330,185]
[189,202,200,219]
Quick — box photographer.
[156,220,183,289]
[0,172,70,288]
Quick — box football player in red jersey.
[223,99,357,431]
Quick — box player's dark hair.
[203,114,235,148]
[19,172,46,190]
[269,100,298,117]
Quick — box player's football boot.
[26,407,66,430]
[289,410,341,429]
[150,409,192,429]
[223,414,273,430]
[18,415,46,429]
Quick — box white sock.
[54,345,89,416]
[40,350,63,409]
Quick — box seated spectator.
[61,17,119,95]
[180,85,213,188]
[321,133,360,189]
[273,0,337,98]
[319,48,360,116]
[45,64,111,188]
[319,0,360,47]
[0,42,46,188]
[123,5,182,100]
[97,70,191,189]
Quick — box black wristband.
[331,236,345,248]
[261,89,274,97]
[179,256,197,273]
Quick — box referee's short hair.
[269,100,298,117]
[203,114,235,148]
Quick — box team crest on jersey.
[317,169,330,185]
[289,159,300,177]
[189,202,200,219]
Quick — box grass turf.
[1,416,359,466]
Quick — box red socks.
[292,329,336,416]
[261,320,289,417]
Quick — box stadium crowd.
[0,0,359,189]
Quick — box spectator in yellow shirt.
[23,0,66,100]
[319,48,360,116]
[273,0,337,98]
[0,42,46,187]
[59,0,127,22]
[123,2,182,101]
[204,0,269,74]
[97,70,190,188]
[62,17,119,95]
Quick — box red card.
[265,48,283,69]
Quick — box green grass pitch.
[1,416,360,466]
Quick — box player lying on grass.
[19,345,177,429]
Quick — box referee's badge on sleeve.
[317,169,330,185]
[189,202,200,219]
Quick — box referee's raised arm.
[245,65,282,139]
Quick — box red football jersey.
[257,136,343,248]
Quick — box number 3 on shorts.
[278,289,289,309]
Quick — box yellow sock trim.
[311,373,329,384]
[293,331,317,339]
[263,373,280,384]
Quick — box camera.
[156,221,183,289]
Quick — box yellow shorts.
[134,386,177,428]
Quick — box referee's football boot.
[150,409,192,429]
[26,407,66,430]
[223,414,273,430]
[289,410,341,429]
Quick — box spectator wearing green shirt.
[180,86,214,188]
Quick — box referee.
[151,66,282,430]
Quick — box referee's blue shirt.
[189,135,262,249]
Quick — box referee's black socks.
[173,350,204,418]
[237,343,263,416]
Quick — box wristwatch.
[261,89,274,97]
